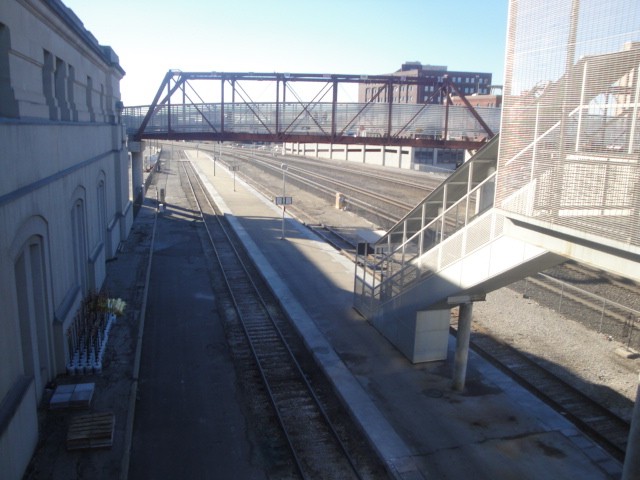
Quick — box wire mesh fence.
[511,272,640,351]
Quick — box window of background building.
[414,148,434,164]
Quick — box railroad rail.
[196,144,421,228]
[544,261,640,312]
[452,319,630,461]
[189,145,640,319]
[167,146,637,464]
[245,154,412,220]
[224,146,640,348]
[239,149,437,195]
[179,159,388,479]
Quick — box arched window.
[71,198,88,294]
[86,75,95,122]
[97,175,108,252]
[14,233,53,399]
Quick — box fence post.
[628,314,636,349]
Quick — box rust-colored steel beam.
[447,79,495,137]
[131,70,497,148]
[136,131,486,150]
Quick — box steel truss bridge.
[123,70,500,149]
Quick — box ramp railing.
[354,140,499,317]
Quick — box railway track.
[173,144,636,463]
[179,159,389,479]
[186,143,640,349]
[219,149,413,226]
[202,144,440,195]
[452,319,630,462]
[511,269,640,352]
[252,155,415,210]
[305,224,358,255]
[245,153,433,198]
[546,261,640,310]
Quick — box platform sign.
[229,164,240,191]
[275,196,293,206]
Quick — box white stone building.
[0,1,131,477]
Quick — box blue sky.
[61,0,509,106]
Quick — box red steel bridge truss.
[123,70,499,149]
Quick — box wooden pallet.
[66,412,115,450]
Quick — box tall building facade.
[496,0,640,253]
[358,62,493,104]
[0,1,131,478]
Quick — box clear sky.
[61,0,509,106]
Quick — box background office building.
[0,1,130,478]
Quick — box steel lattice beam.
[129,70,498,149]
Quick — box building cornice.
[42,0,126,76]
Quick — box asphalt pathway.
[128,160,266,479]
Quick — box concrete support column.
[412,309,449,362]
[622,374,640,480]
[453,302,473,391]
[131,151,144,203]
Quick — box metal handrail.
[355,171,498,315]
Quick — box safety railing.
[354,166,499,317]
[122,102,501,142]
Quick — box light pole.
[281,163,288,239]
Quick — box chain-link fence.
[511,272,640,351]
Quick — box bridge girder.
[127,70,498,149]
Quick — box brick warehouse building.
[358,62,493,104]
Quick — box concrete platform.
[26,147,623,479]
[186,149,622,479]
